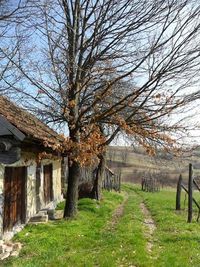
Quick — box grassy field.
[3,185,200,267]
[136,186,200,267]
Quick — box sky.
[2,0,200,149]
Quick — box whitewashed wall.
[26,163,37,219]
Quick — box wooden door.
[43,164,53,204]
[3,167,26,231]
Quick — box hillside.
[107,146,200,186]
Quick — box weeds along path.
[105,192,129,231]
[123,185,156,256]
[92,186,155,266]
[140,202,156,253]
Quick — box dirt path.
[105,193,129,231]
[140,202,156,253]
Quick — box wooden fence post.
[176,174,182,210]
[188,163,193,223]
[118,172,121,193]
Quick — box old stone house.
[0,96,63,238]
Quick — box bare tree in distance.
[2,0,200,217]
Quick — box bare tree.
[2,0,200,217]
[0,0,29,95]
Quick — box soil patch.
[140,202,156,253]
[106,193,128,231]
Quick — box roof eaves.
[0,115,26,141]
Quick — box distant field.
[107,146,200,186]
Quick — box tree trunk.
[63,88,80,218]
[64,159,81,218]
[91,153,106,201]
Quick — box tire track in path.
[140,202,156,253]
[105,192,129,231]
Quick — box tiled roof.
[0,96,63,147]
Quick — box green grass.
[3,184,200,267]
[55,201,65,210]
[3,188,148,267]
[136,187,200,267]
